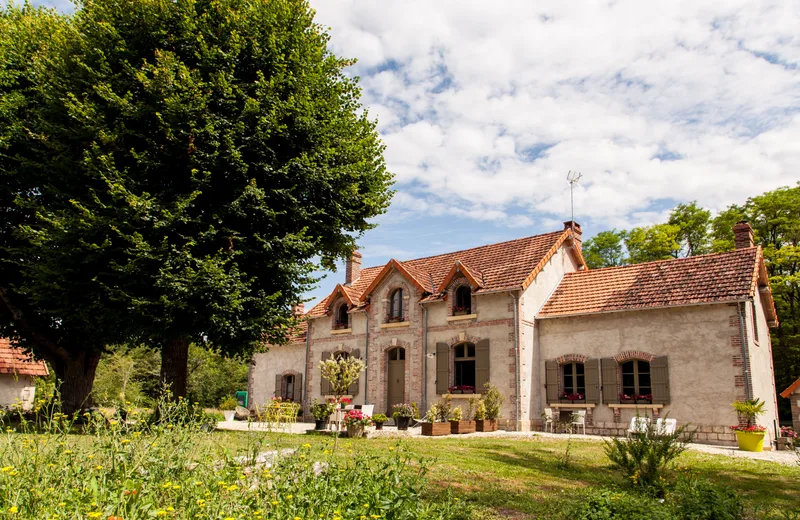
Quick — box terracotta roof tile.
[306,230,572,317]
[539,248,762,318]
[781,377,800,399]
[0,339,49,377]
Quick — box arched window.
[453,343,476,389]
[389,288,404,322]
[388,347,406,361]
[333,351,350,361]
[621,360,651,397]
[282,374,295,401]
[454,286,472,315]
[334,304,348,329]
[562,362,585,395]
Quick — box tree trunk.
[52,351,101,415]
[160,337,190,399]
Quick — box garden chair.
[627,416,649,437]
[360,404,374,417]
[570,410,586,435]
[655,418,677,435]
[544,408,554,433]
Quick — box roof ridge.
[563,247,757,275]
[357,230,565,270]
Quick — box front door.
[387,347,406,415]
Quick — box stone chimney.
[563,220,582,245]
[292,303,305,316]
[345,251,362,285]
[733,221,754,249]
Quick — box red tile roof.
[0,339,49,377]
[539,247,769,318]
[780,377,800,399]
[306,229,582,320]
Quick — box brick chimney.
[563,220,582,245]
[345,251,362,285]
[292,303,305,316]
[733,221,754,249]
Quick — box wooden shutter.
[320,351,331,395]
[436,342,449,395]
[475,339,490,392]
[651,356,670,404]
[545,360,559,403]
[293,374,303,403]
[275,374,283,398]
[584,358,600,404]
[601,358,618,404]
[348,349,361,396]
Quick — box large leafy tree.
[623,224,681,264]
[582,230,625,269]
[668,201,711,257]
[1,0,393,408]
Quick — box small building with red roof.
[249,221,780,446]
[780,377,800,432]
[0,338,49,410]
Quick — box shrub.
[473,400,487,420]
[450,406,463,421]
[392,403,414,418]
[0,398,466,519]
[372,414,388,424]
[567,489,671,519]
[310,399,335,420]
[604,415,693,493]
[434,396,452,422]
[218,396,239,410]
[483,383,503,420]
[668,477,744,519]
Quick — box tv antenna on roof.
[566,170,582,224]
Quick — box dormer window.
[454,286,472,315]
[333,303,349,330]
[388,288,404,322]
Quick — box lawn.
[206,430,800,519]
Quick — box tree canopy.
[0,0,393,410]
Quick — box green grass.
[205,431,800,519]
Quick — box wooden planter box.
[559,399,586,404]
[450,420,476,434]
[421,422,451,436]
[619,399,635,405]
[476,419,498,432]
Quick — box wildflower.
[194,481,203,486]
[364,504,370,508]
[64,450,72,455]
[58,503,66,507]
[271,501,278,506]
[132,432,142,437]
[286,495,293,500]
[8,506,18,514]
[302,443,311,448]
[1,466,12,472]
[121,439,130,445]
[109,420,118,426]
[87,513,102,518]
[94,465,103,470]
[166,507,174,512]
[88,455,95,459]
[156,512,167,517]
[388,447,394,451]
[226,485,238,492]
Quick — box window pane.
[576,374,585,395]
[467,344,475,357]
[638,373,651,389]
[575,363,584,375]
[563,363,573,376]
[389,349,396,361]
[563,374,573,393]
[455,360,476,387]
[399,349,405,360]
[622,373,635,389]
[622,361,634,374]
[637,361,650,375]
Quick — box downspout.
[364,311,370,404]
[422,305,429,413]
[304,320,311,419]
[509,291,520,430]
[736,302,751,400]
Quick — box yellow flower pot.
[735,431,765,452]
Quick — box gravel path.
[216,421,799,466]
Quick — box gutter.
[509,291,520,429]
[304,320,311,418]
[537,299,757,320]
[736,302,752,400]
[422,304,429,413]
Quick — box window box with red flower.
[453,305,471,316]
[559,392,585,403]
[332,321,349,330]
[618,393,635,404]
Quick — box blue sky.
[28,0,800,308]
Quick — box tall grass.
[0,396,467,519]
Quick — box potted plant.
[372,413,389,430]
[731,398,767,452]
[450,404,476,434]
[448,385,462,395]
[344,409,371,438]
[618,393,635,404]
[219,396,238,422]
[474,399,489,431]
[310,399,335,430]
[338,397,352,409]
[480,383,503,432]
[559,391,585,403]
[635,393,652,404]
[392,403,414,430]
[449,406,463,434]
[453,305,470,316]
[420,405,450,436]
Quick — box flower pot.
[450,390,462,394]
[314,419,328,431]
[375,423,384,430]
[451,420,476,434]
[396,416,410,430]
[735,431,765,452]
[223,411,236,422]
[619,399,635,405]
[347,425,364,438]
[476,419,497,432]
[421,422,450,436]
[634,399,652,405]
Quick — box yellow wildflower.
[1,466,12,472]
[8,506,18,514]
[87,513,102,519]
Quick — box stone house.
[249,221,780,446]
[0,339,49,410]
[780,378,800,433]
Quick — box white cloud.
[313,0,800,228]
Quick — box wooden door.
[387,347,406,415]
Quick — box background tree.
[2,0,393,403]
[624,224,681,264]
[582,230,626,269]
[668,201,711,257]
